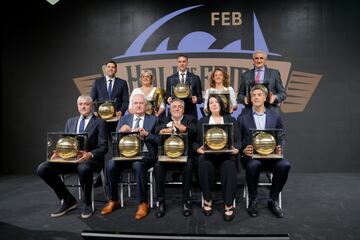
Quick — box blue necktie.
[79,116,86,133]
[108,79,113,99]
[134,117,141,129]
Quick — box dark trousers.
[197,154,237,206]
[242,157,291,201]
[37,161,98,206]
[154,159,193,203]
[107,153,155,202]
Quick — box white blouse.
[204,86,237,110]
[209,115,224,124]
[129,87,165,110]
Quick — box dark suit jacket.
[155,114,197,157]
[237,107,285,153]
[237,66,287,106]
[193,114,241,153]
[116,114,159,159]
[90,77,129,114]
[166,71,202,119]
[64,115,108,171]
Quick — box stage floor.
[0,173,359,240]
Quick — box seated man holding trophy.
[194,95,241,222]
[37,95,108,219]
[101,93,159,220]
[237,84,291,218]
[154,98,197,218]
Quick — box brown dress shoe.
[101,200,120,215]
[135,202,149,220]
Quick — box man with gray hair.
[237,50,287,112]
[37,95,108,219]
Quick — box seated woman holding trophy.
[128,70,165,118]
[203,68,237,114]
[193,95,241,222]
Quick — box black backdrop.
[2,0,360,173]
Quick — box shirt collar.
[106,76,114,81]
[252,108,266,116]
[80,114,93,120]
[255,66,265,72]
[171,115,184,123]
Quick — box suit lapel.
[249,69,255,84]
[100,77,108,96]
[265,110,274,129]
[143,115,151,131]
[248,111,257,130]
[263,67,271,84]
[84,116,95,133]
[73,117,80,133]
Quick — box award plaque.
[246,83,270,107]
[171,79,192,99]
[251,129,283,159]
[47,132,88,163]
[203,123,234,153]
[111,131,143,160]
[158,133,188,163]
[94,99,118,122]
[208,89,231,113]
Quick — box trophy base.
[105,117,118,122]
[204,149,234,154]
[48,158,79,163]
[158,156,187,163]
[112,156,143,161]
[252,154,283,159]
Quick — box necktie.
[79,116,86,133]
[255,70,261,84]
[108,79,113,99]
[180,73,185,84]
[134,117,141,129]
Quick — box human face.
[177,56,188,72]
[213,70,224,85]
[250,89,266,107]
[105,62,117,78]
[209,97,220,114]
[170,101,184,119]
[132,95,146,115]
[253,52,266,69]
[77,98,93,116]
[141,73,152,87]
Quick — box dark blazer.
[166,71,203,119]
[116,114,159,159]
[193,115,241,152]
[90,77,129,114]
[237,107,285,153]
[64,115,108,170]
[237,66,287,106]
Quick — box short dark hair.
[105,60,117,67]
[207,95,227,116]
[177,54,188,60]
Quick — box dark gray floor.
[0,173,360,240]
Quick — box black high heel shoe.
[202,201,213,216]
[224,206,234,222]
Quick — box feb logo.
[74,5,322,113]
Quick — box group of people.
[37,50,291,222]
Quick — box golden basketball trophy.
[251,129,283,159]
[158,132,188,163]
[47,132,88,163]
[112,132,143,160]
[172,81,192,99]
[94,99,117,122]
[203,123,234,153]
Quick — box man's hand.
[167,97,173,104]
[231,146,239,155]
[243,145,253,157]
[173,123,187,133]
[244,97,248,105]
[276,145,283,155]
[119,124,131,132]
[77,151,92,163]
[269,92,277,104]
[197,145,205,154]
[116,111,122,119]
[93,112,99,117]
[160,128,173,134]
[50,150,59,160]
[191,96,197,104]
[138,127,149,138]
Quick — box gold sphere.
[118,134,140,157]
[164,135,185,158]
[98,102,115,120]
[205,127,228,150]
[253,131,276,155]
[56,137,79,159]
[145,101,154,115]
[174,83,190,98]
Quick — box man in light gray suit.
[101,93,159,220]
[37,95,108,219]
[238,50,287,112]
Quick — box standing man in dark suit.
[238,50,287,111]
[237,84,290,218]
[154,98,197,218]
[166,54,202,119]
[37,95,108,219]
[101,94,159,220]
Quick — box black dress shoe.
[156,201,166,218]
[51,195,77,218]
[182,200,192,217]
[247,199,258,217]
[223,207,235,222]
[267,200,284,218]
[81,204,94,219]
